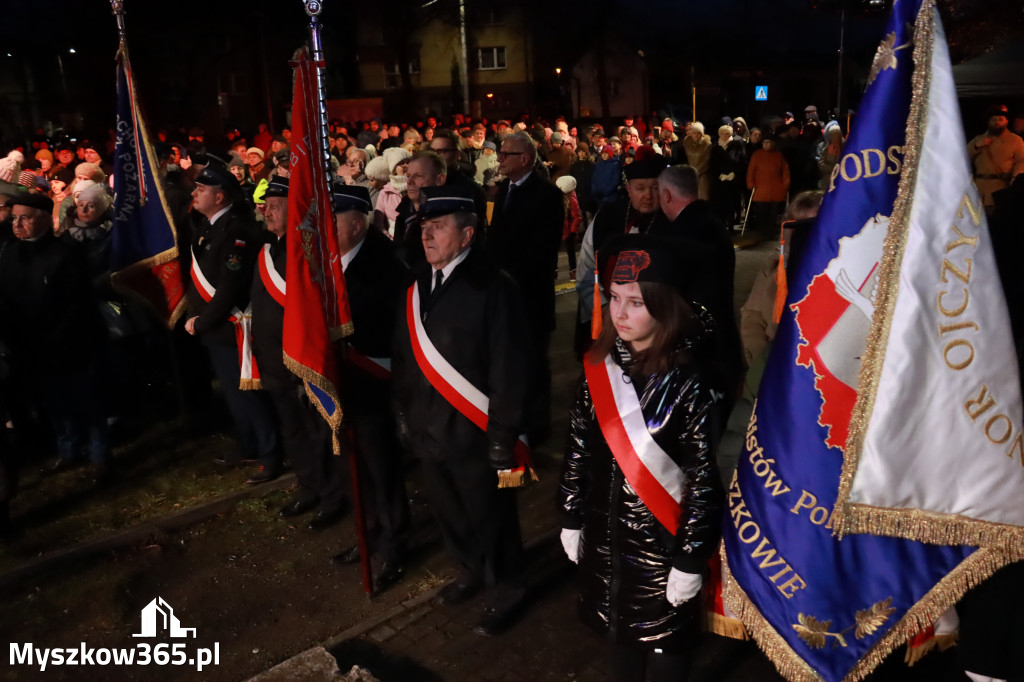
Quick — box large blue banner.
[722,1,977,680]
[110,50,185,326]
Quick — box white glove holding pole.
[560,528,582,564]
[665,568,702,606]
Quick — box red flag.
[283,48,353,452]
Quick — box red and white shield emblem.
[792,214,888,449]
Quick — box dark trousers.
[750,201,784,236]
[564,234,578,272]
[608,644,690,682]
[206,342,280,469]
[348,411,409,562]
[39,364,109,464]
[419,453,525,604]
[267,385,346,512]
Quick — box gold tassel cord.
[706,612,749,641]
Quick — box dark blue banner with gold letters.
[721,1,975,680]
[110,49,185,327]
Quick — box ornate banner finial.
[303,0,323,17]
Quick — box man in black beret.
[184,163,282,483]
[328,183,410,591]
[393,184,531,635]
[0,192,111,482]
[575,153,670,357]
[249,177,348,529]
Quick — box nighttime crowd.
[1,100,1023,679]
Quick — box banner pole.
[302,1,333,168]
[111,0,128,47]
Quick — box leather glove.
[665,568,702,606]
[487,442,516,471]
[560,528,582,564]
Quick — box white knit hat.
[0,151,23,184]
[382,146,411,174]
[555,175,577,194]
[364,155,390,183]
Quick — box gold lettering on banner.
[745,413,792,497]
[957,192,983,227]
[789,489,833,527]
[937,288,968,317]
[940,191,1024,468]
[727,474,806,599]
[965,385,996,421]
[828,146,904,192]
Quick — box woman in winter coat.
[559,235,723,682]
[746,136,790,235]
[682,122,712,200]
[710,124,747,229]
[555,175,582,281]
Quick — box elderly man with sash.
[249,177,348,529]
[184,162,281,483]
[327,184,410,592]
[392,184,533,637]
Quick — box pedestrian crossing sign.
[755,86,768,101]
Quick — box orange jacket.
[746,148,790,202]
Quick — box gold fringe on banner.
[723,542,1013,682]
[496,467,540,489]
[284,353,344,454]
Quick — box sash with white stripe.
[257,243,286,308]
[406,283,534,483]
[583,352,686,535]
[190,247,261,390]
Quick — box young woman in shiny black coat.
[559,240,724,682]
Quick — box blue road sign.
[755,86,768,101]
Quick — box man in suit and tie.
[486,131,564,446]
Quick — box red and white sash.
[190,247,261,390]
[406,283,534,486]
[583,352,686,534]
[257,243,286,308]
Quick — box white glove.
[665,568,702,606]
[560,528,582,564]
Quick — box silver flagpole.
[111,0,128,47]
[302,1,333,168]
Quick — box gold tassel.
[591,266,603,340]
[706,612,749,640]
[239,378,263,391]
[497,467,539,489]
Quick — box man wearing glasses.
[429,129,488,231]
[487,131,564,447]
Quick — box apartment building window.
[476,47,506,71]
[384,58,420,89]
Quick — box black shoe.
[214,454,259,466]
[279,498,318,518]
[307,506,345,531]
[472,599,524,637]
[432,578,481,607]
[330,544,361,566]
[374,561,405,594]
[246,466,280,485]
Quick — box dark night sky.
[0,0,1020,143]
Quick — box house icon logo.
[133,597,197,638]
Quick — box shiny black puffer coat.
[559,339,723,650]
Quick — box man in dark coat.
[393,151,447,270]
[184,163,281,482]
[657,165,744,423]
[486,131,564,445]
[327,184,410,592]
[429,129,488,232]
[249,177,348,530]
[0,192,110,480]
[393,185,531,637]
